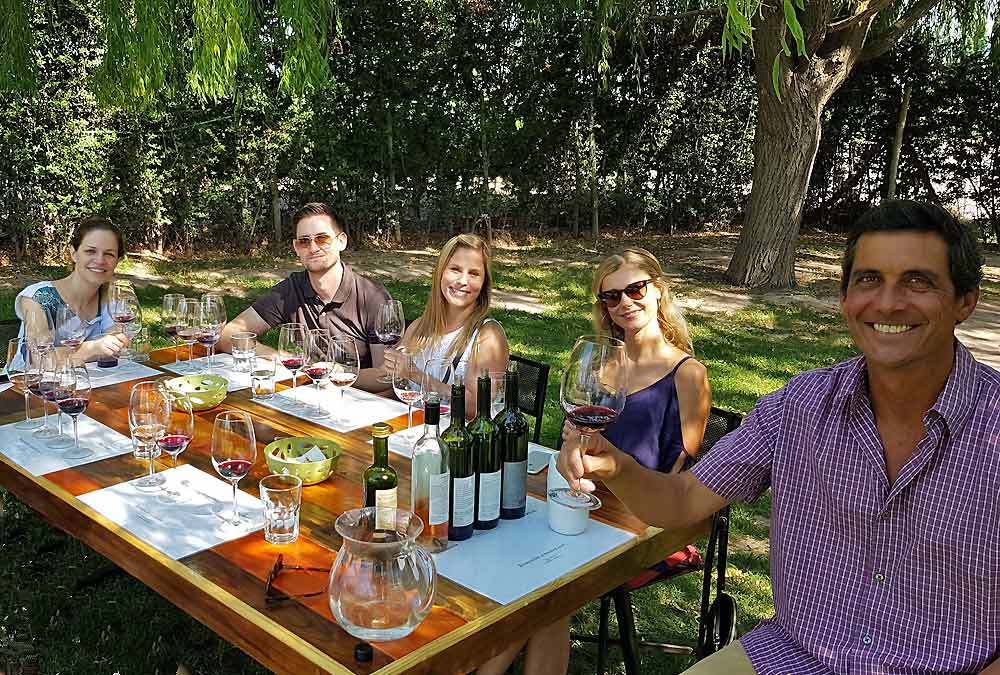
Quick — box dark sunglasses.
[264,553,328,606]
[596,278,657,307]
[292,232,338,249]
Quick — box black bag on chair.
[696,508,738,658]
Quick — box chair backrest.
[699,406,743,456]
[509,354,550,444]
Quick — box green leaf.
[772,53,783,102]
[783,0,807,57]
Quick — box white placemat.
[159,353,293,392]
[78,464,265,560]
[0,415,133,476]
[0,383,13,394]
[254,383,409,433]
[432,496,635,605]
[85,359,164,389]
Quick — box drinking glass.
[488,370,506,417]
[55,305,85,350]
[45,350,75,449]
[374,300,405,383]
[58,364,92,460]
[25,309,55,355]
[251,355,277,400]
[231,332,257,373]
[304,329,332,419]
[158,392,194,471]
[176,297,201,372]
[559,335,628,493]
[6,338,43,430]
[211,410,257,528]
[109,284,142,361]
[392,353,423,430]
[198,297,226,371]
[36,350,72,447]
[278,323,308,408]
[130,381,171,489]
[259,474,303,545]
[162,293,184,365]
[329,337,360,424]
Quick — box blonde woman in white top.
[383,233,508,418]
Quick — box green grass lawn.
[0,250,859,675]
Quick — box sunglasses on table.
[264,553,329,606]
[596,278,657,307]
[292,232,340,249]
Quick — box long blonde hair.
[408,234,494,363]
[592,248,694,355]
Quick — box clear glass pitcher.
[327,507,437,641]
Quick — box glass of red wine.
[109,282,141,360]
[305,328,333,419]
[198,297,226,372]
[41,350,74,449]
[211,410,257,528]
[278,323,308,409]
[157,392,195,499]
[161,293,184,365]
[375,300,405,383]
[130,380,171,489]
[559,335,628,494]
[59,364,93,460]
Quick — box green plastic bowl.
[164,374,228,411]
[264,436,342,485]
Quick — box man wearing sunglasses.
[218,202,393,391]
[559,200,1000,674]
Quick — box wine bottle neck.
[504,371,518,412]
[450,384,465,424]
[477,377,491,416]
[373,437,389,466]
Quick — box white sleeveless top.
[411,318,502,384]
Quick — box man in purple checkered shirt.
[559,200,1000,674]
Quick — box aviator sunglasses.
[292,232,340,249]
[596,278,657,307]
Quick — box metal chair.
[509,354,550,444]
[570,406,744,674]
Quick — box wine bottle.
[495,361,528,519]
[443,376,473,541]
[411,394,450,548]
[470,369,500,530]
[364,422,398,531]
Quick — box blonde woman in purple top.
[559,201,1000,675]
[478,248,711,675]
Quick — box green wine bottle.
[364,422,398,530]
[495,361,528,519]
[470,369,500,530]
[443,376,473,541]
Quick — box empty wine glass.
[175,297,201,372]
[55,305,85,350]
[329,337,360,424]
[305,328,332,419]
[130,381,171,489]
[162,293,184,365]
[6,338,43,430]
[278,323,308,409]
[559,335,628,493]
[375,300,405,383]
[59,364,92,460]
[198,297,226,371]
[393,352,423,430]
[211,410,257,528]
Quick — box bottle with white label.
[470,368,500,529]
[411,394,450,548]
[364,422,398,531]
[495,361,528,519]
[442,375,473,541]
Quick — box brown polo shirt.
[251,264,391,369]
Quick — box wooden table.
[0,348,707,674]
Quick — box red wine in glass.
[216,458,253,481]
[61,338,84,348]
[376,331,402,347]
[157,434,190,454]
[163,325,179,338]
[564,404,619,432]
[196,331,219,346]
[57,397,89,416]
[112,312,136,324]
[281,356,304,371]
[28,381,43,396]
[305,365,331,381]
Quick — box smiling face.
[71,229,121,286]
[439,246,485,312]
[294,214,346,274]
[599,263,662,335]
[840,230,978,374]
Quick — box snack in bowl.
[164,374,228,411]
[264,437,342,485]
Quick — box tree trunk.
[385,102,400,244]
[885,81,911,200]
[572,119,581,238]
[270,175,281,243]
[727,3,870,288]
[588,100,599,240]
[481,114,492,245]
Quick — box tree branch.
[859,0,943,62]
[827,0,895,33]
[648,7,724,24]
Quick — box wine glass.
[109,284,141,361]
[278,323,308,408]
[45,350,75,449]
[130,381,171,489]
[161,293,184,365]
[375,300,405,383]
[55,305,85,350]
[198,297,226,371]
[58,364,92,460]
[6,338,43,430]
[559,336,628,493]
[304,328,332,419]
[423,358,452,418]
[329,337,360,424]
[36,350,72,447]
[211,410,257,528]
[174,298,201,372]
[392,352,423,430]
